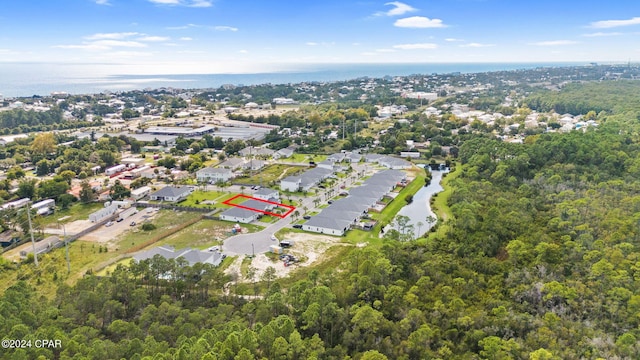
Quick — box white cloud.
[239,50,248,54]
[137,36,170,42]
[376,2,417,17]
[167,24,198,30]
[530,40,578,46]
[180,37,193,41]
[93,40,147,48]
[148,0,212,7]
[460,43,495,48]
[445,38,464,42]
[394,16,447,28]
[361,52,376,56]
[85,32,140,40]
[376,48,397,53]
[393,43,438,50]
[306,42,318,46]
[53,44,110,51]
[95,0,111,5]
[590,17,640,29]
[582,32,623,37]
[214,26,238,32]
[100,51,154,59]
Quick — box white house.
[253,188,280,202]
[89,204,118,222]
[302,216,352,236]
[149,186,192,202]
[219,207,259,223]
[280,176,302,192]
[133,245,225,267]
[131,186,152,200]
[274,148,294,159]
[218,158,245,170]
[242,159,266,171]
[105,164,127,176]
[196,167,233,183]
[31,199,55,216]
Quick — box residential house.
[302,216,352,236]
[149,186,192,202]
[196,167,233,183]
[242,159,266,171]
[280,176,302,192]
[274,147,294,159]
[218,157,245,170]
[253,188,280,202]
[133,245,225,268]
[89,204,118,222]
[131,186,152,200]
[219,207,259,223]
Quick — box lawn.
[38,202,105,226]
[233,164,307,186]
[288,153,328,163]
[371,171,426,231]
[180,190,231,208]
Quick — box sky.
[1,0,640,74]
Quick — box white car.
[105,221,114,227]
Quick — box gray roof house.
[327,153,347,163]
[133,245,225,267]
[302,215,353,236]
[149,186,192,202]
[280,176,302,192]
[219,157,246,170]
[219,207,260,223]
[196,167,233,183]
[242,159,266,171]
[239,146,275,157]
[274,147,294,159]
[254,188,280,202]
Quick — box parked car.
[105,221,114,227]
[328,200,334,204]
[130,221,136,226]
[117,218,124,222]
[303,215,311,220]
[292,224,303,229]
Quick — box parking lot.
[80,208,159,243]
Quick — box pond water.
[386,168,448,239]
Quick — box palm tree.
[416,221,424,238]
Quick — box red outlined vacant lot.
[222,194,296,218]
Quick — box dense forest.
[3,111,640,358]
[525,80,640,115]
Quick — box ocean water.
[0,62,585,98]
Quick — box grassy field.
[0,209,267,298]
[429,166,459,239]
[38,202,105,226]
[180,190,231,208]
[287,153,328,163]
[233,164,307,186]
[371,170,427,230]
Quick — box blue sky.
[1,0,639,74]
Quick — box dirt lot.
[225,232,346,280]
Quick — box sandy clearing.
[249,232,347,280]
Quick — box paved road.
[222,163,370,255]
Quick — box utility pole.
[26,205,38,267]
[59,220,70,274]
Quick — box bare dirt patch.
[249,232,346,279]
